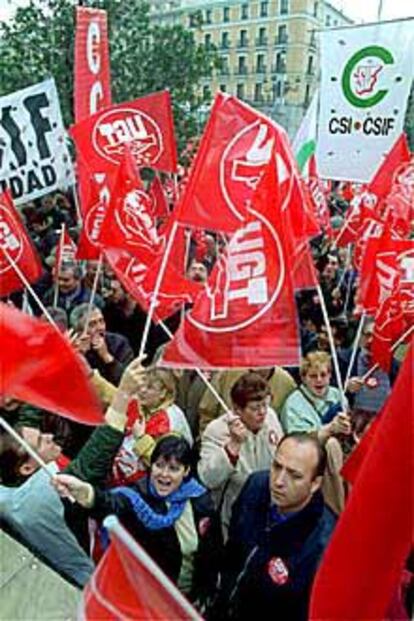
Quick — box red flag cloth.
[176,93,319,236]
[358,235,414,318]
[371,287,405,372]
[55,228,77,267]
[309,340,413,621]
[161,153,301,369]
[368,133,411,200]
[70,90,178,175]
[81,517,201,620]
[99,148,162,263]
[0,191,42,297]
[0,303,103,425]
[307,155,333,239]
[76,172,108,260]
[74,7,112,123]
[148,175,170,219]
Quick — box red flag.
[104,225,201,324]
[71,90,178,175]
[371,287,405,372]
[358,234,414,318]
[148,175,170,219]
[0,303,103,425]
[161,152,301,369]
[55,227,77,268]
[310,340,413,621]
[307,155,333,238]
[98,148,162,263]
[74,7,111,123]
[81,517,201,620]
[0,191,42,297]
[76,172,109,260]
[368,133,411,200]
[176,93,318,237]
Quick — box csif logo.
[342,45,394,108]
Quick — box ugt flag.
[0,79,74,204]
[316,19,414,182]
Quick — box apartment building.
[150,0,352,135]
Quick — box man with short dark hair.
[216,433,336,621]
[198,372,283,538]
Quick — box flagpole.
[53,224,65,309]
[360,323,414,382]
[138,221,178,359]
[82,252,103,335]
[1,247,60,333]
[377,0,384,20]
[103,515,203,621]
[344,311,366,390]
[316,284,347,409]
[159,320,232,415]
[71,183,83,225]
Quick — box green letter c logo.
[342,45,394,108]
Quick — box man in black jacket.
[218,433,336,621]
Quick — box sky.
[1,0,414,24]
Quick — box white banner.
[316,19,414,182]
[0,78,74,204]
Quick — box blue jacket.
[218,471,336,621]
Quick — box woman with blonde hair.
[110,367,193,486]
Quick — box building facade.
[150,0,352,136]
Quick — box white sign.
[0,78,74,204]
[316,19,414,182]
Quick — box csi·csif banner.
[74,6,112,123]
[316,19,414,182]
[0,79,74,205]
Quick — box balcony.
[255,37,268,48]
[235,67,249,76]
[236,39,249,49]
[256,66,267,74]
[272,63,286,74]
[275,36,288,46]
[220,41,231,50]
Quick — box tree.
[0,0,219,157]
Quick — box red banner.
[71,90,178,178]
[175,93,318,238]
[161,153,301,369]
[368,133,411,201]
[310,340,413,621]
[0,303,103,425]
[0,191,42,297]
[74,7,111,123]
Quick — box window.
[204,33,212,48]
[313,1,318,17]
[277,24,287,44]
[238,55,247,74]
[326,15,331,26]
[203,85,211,99]
[254,83,263,102]
[305,84,311,106]
[260,1,268,17]
[275,51,286,73]
[239,29,248,47]
[223,6,230,22]
[241,3,248,19]
[274,80,282,99]
[237,83,245,99]
[256,53,266,73]
[221,31,230,48]
[280,0,289,15]
[205,9,212,24]
[307,55,314,75]
[220,84,227,93]
[258,27,267,45]
[220,56,230,74]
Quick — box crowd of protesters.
[0,183,412,621]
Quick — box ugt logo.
[115,189,161,252]
[92,108,164,166]
[220,121,274,219]
[0,205,23,274]
[342,45,394,108]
